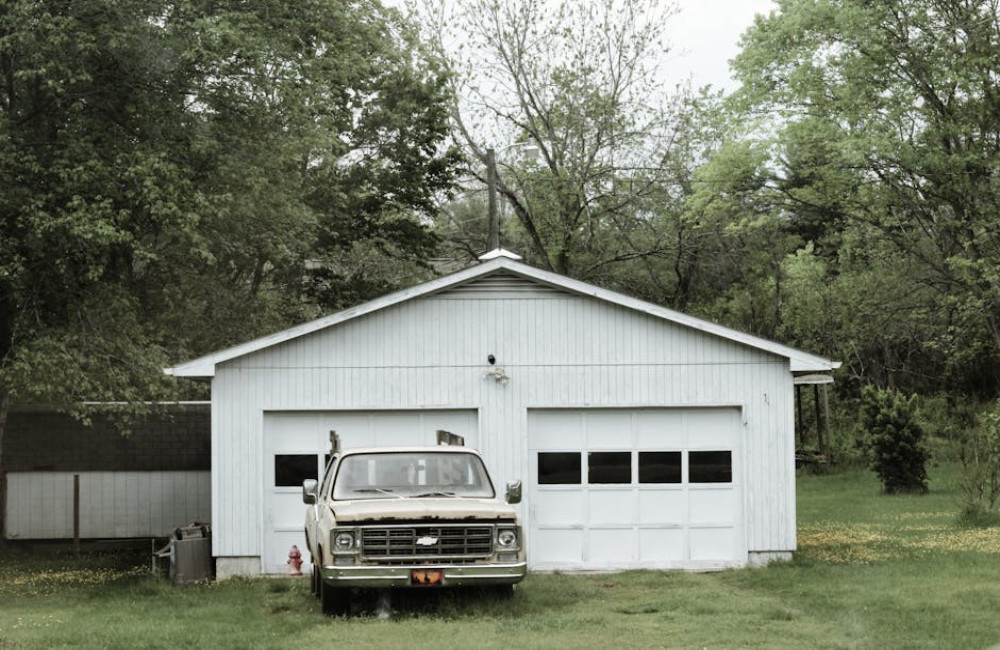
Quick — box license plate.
[410,569,443,586]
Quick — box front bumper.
[321,561,527,588]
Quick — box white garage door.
[528,408,744,571]
[262,409,478,574]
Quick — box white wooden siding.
[5,471,211,539]
[231,296,776,371]
[211,289,795,562]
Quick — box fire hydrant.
[287,545,303,576]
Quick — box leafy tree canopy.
[0,0,461,411]
[726,0,1000,394]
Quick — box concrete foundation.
[215,556,261,579]
[747,551,794,567]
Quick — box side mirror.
[505,480,522,505]
[302,479,318,505]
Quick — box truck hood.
[331,498,519,523]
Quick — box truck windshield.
[332,452,496,500]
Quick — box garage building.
[166,250,838,578]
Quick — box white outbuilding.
[166,250,838,578]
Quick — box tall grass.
[1,464,998,649]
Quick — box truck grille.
[360,525,494,560]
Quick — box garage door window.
[539,450,733,485]
[538,452,582,484]
[274,454,319,487]
[588,452,631,484]
[689,451,732,483]
[638,451,682,483]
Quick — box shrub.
[857,386,929,494]
[956,401,1000,524]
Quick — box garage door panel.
[368,412,476,447]
[588,490,635,526]
[690,526,735,561]
[266,414,323,448]
[585,411,633,449]
[635,411,685,449]
[374,427,424,447]
[320,411,479,450]
[638,490,686,525]
[319,413,373,448]
[638,528,685,563]
[686,409,739,447]
[588,528,634,564]
[534,491,585,526]
[689,489,735,525]
[270,493,306,529]
[533,529,584,565]
[531,411,584,450]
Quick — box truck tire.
[310,564,320,596]
[320,579,350,616]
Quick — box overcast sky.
[661,0,776,91]
[395,0,778,93]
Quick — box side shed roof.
[165,255,840,378]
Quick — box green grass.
[2,465,1000,649]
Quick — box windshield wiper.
[352,488,404,499]
[413,490,457,498]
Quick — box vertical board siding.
[5,471,211,539]
[214,291,797,563]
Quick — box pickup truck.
[302,432,526,615]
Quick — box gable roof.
[165,255,840,378]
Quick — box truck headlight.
[497,528,517,548]
[333,531,355,552]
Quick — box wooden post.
[813,386,823,456]
[795,385,803,447]
[813,384,823,452]
[486,148,499,251]
[73,474,80,558]
[821,383,833,463]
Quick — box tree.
[417,0,712,290]
[858,385,929,493]
[730,0,1000,395]
[680,138,804,338]
[957,401,1000,523]
[0,0,461,534]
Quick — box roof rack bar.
[436,430,465,446]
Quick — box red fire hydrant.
[287,545,303,576]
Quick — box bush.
[955,401,1000,523]
[857,386,929,493]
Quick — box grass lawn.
[2,464,999,649]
